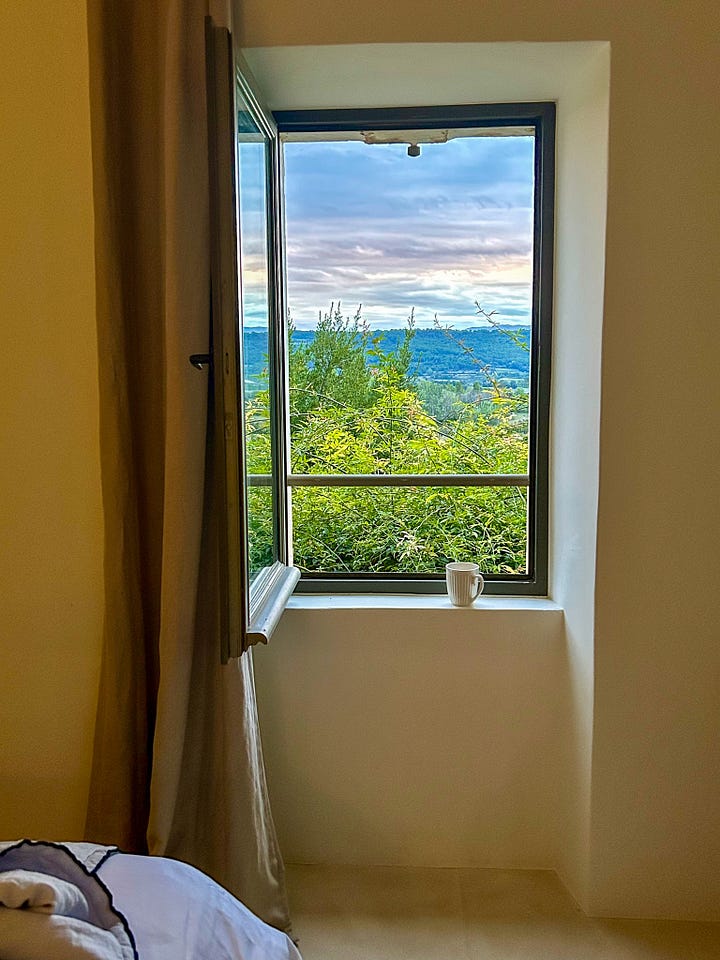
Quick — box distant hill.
[244,325,530,388]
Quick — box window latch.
[189,353,212,370]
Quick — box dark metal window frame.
[205,21,300,659]
[274,102,555,596]
[235,62,300,642]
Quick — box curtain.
[84,0,292,934]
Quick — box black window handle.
[189,353,211,370]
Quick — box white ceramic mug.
[446,562,484,607]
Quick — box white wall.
[244,3,720,916]
[549,44,610,907]
[255,599,565,867]
[248,42,609,905]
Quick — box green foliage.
[288,304,376,418]
[290,486,526,575]
[246,305,530,577]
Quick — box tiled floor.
[286,864,720,959]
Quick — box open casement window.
[205,20,298,660]
[206,23,554,627]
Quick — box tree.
[288,303,376,421]
[251,304,531,576]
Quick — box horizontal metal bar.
[295,576,538,596]
[247,473,529,488]
[274,103,554,134]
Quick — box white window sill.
[287,593,562,613]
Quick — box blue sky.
[283,134,535,330]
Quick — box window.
[206,23,554,655]
[276,105,554,596]
[205,22,298,658]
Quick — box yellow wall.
[0,0,717,920]
[240,0,720,919]
[0,1,103,838]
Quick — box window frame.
[205,20,299,660]
[275,102,555,596]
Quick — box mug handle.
[472,574,484,599]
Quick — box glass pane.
[236,94,274,583]
[291,485,528,576]
[283,132,534,575]
[284,133,534,481]
[247,484,274,572]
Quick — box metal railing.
[247,473,529,488]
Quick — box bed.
[0,840,301,960]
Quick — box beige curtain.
[84,0,291,934]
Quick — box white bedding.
[0,842,301,960]
[0,843,135,960]
[97,854,301,960]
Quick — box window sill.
[287,593,562,614]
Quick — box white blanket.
[98,854,302,960]
[0,842,302,960]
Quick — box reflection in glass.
[247,485,274,572]
[236,97,274,582]
[291,485,528,576]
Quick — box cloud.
[281,135,536,329]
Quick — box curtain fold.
[84,0,291,933]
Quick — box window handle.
[189,353,211,370]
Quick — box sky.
[282,133,535,331]
[237,139,270,333]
